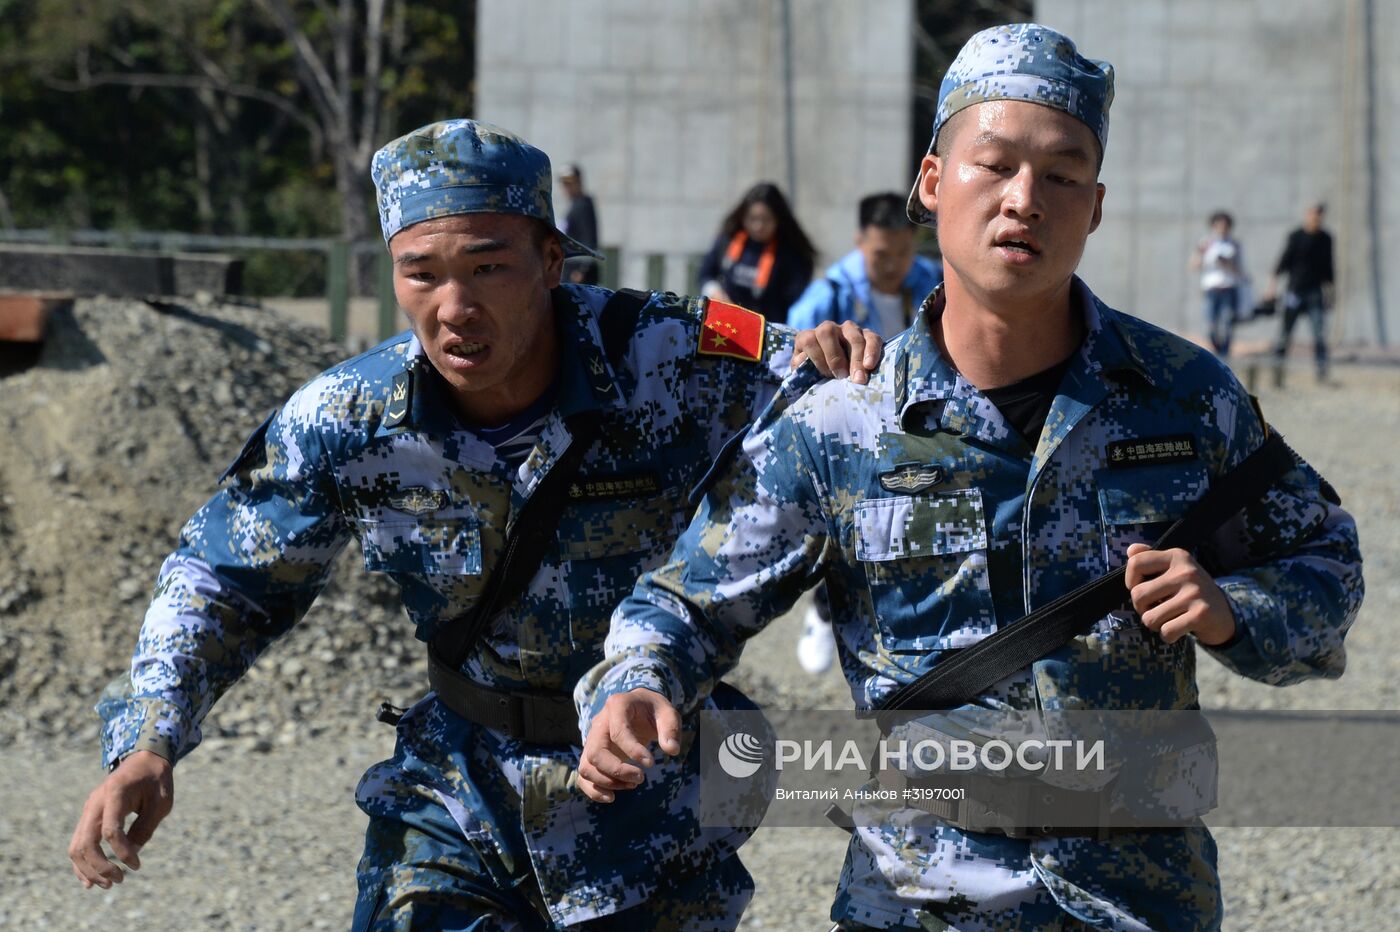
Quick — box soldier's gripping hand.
[576,688,682,804]
[793,321,884,385]
[1125,543,1238,647]
[68,750,174,889]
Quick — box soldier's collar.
[1074,279,1158,389]
[374,292,626,438]
[894,286,961,429]
[894,278,1156,430]
[552,287,627,417]
[375,337,460,437]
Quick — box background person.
[697,181,816,319]
[787,191,943,337]
[1190,210,1247,357]
[578,24,1362,931]
[1266,201,1335,384]
[786,190,944,675]
[559,162,600,285]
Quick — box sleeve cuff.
[576,657,682,743]
[98,688,194,771]
[1200,577,1271,677]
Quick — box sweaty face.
[858,225,917,295]
[743,202,778,243]
[390,213,563,425]
[919,100,1104,310]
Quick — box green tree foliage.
[0,0,475,238]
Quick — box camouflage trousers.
[351,799,753,930]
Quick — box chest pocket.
[853,489,996,653]
[557,488,687,652]
[358,507,483,577]
[1096,465,1209,569]
[557,490,685,562]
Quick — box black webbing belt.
[379,288,651,745]
[876,430,1298,729]
[423,409,601,746]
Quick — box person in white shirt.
[1190,210,1247,356]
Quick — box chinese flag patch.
[699,300,766,362]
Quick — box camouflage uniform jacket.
[581,279,1364,929]
[98,284,794,926]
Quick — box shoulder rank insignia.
[879,464,945,494]
[699,300,765,362]
[386,487,449,516]
[383,370,412,428]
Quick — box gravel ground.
[1,303,1395,929]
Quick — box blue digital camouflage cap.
[371,119,603,258]
[907,23,1114,225]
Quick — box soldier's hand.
[793,321,884,385]
[1125,544,1237,646]
[576,688,682,804]
[69,750,174,889]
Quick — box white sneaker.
[796,606,836,674]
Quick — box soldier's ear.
[540,230,565,289]
[1088,182,1106,235]
[917,155,942,215]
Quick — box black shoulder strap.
[429,287,652,671]
[825,275,850,324]
[876,431,1298,726]
[600,287,650,367]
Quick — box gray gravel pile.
[0,302,1394,929]
[0,296,422,755]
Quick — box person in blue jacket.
[787,192,944,676]
[788,191,943,338]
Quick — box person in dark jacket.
[1266,202,1335,383]
[698,182,816,318]
[560,163,600,285]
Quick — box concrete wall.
[477,0,913,293]
[1038,0,1396,346]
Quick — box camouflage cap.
[371,119,603,258]
[907,23,1114,225]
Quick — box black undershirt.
[982,355,1075,445]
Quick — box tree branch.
[0,185,16,231]
[335,0,352,119]
[40,70,324,149]
[357,0,387,159]
[255,0,347,134]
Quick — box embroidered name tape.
[567,472,662,502]
[1106,435,1197,468]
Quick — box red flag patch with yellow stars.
[699,300,766,362]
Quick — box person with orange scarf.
[697,182,816,319]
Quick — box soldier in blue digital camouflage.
[579,24,1364,930]
[67,119,885,928]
